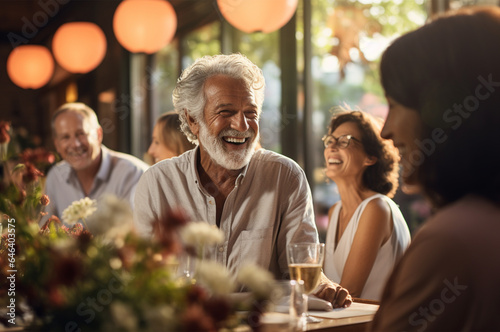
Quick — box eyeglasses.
[322,134,360,149]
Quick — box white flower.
[61,197,97,225]
[237,263,275,299]
[196,260,235,295]
[86,194,134,240]
[180,221,224,257]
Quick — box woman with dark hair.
[371,6,500,331]
[148,111,195,164]
[323,109,410,300]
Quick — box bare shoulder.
[365,196,391,215]
[360,196,392,227]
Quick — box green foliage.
[309,0,426,98]
[236,30,280,65]
[183,22,222,64]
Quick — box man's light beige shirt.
[134,147,319,278]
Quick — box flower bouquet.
[0,123,276,331]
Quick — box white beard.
[198,120,258,170]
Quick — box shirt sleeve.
[275,164,319,277]
[133,169,158,237]
[113,159,149,210]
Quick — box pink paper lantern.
[217,0,298,33]
[113,0,177,54]
[7,45,54,89]
[52,22,107,74]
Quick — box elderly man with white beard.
[133,53,351,307]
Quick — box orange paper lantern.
[217,0,298,33]
[52,22,107,73]
[113,0,177,54]
[7,45,54,89]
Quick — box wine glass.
[287,242,325,324]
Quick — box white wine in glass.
[288,263,322,294]
[287,243,325,324]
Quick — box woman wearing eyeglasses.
[322,109,411,301]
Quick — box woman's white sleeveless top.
[324,194,411,300]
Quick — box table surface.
[0,300,378,332]
[255,299,378,332]
[306,313,373,331]
[306,298,378,331]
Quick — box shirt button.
[209,200,215,205]
[218,247,224,253]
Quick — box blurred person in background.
[147,111,195,164]
[42,102,148,226]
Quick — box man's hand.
[314,273,352,308]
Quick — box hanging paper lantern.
[113,0,177,54]
[217,0,298,33]
[52,22,107,73]
[6,45,54,89]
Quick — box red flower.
[203,296,232,324]
[51,253,83,286]
[0,121,10,144]
[186,285,208,304]
[40,215,61,232]
[154,208,190,230]
[76,230,93,251]
[48,287,66,307]
[21,163,44,184]
[117,245,137,270]
[20,147,56,165]
[181,304,217,332]
[40,194,50,206]
[152,208,189,255]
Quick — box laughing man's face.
[192,75,260,170]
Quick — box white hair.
[172,53,265,144]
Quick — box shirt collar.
[96,145,111,181]
[189,145,251,187]
[61,145,108,184]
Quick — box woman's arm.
[339,197,392,297]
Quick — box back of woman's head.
[157,111,195,156]
[327,109,399,198]
[380,6,500,206]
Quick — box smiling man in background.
[42,102,148,226]
[134,53,351,307]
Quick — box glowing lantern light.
[52,22,107,73]
[217,0,298,33]
[7,45,54,89]
[113,0,177,54]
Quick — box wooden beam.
[279,12,299,162]
[303,0,315,195]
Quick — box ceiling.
[0,0,220,46]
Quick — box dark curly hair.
[326,109,400,198]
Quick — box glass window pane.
[309,0,427,238]
[154,41,179,123]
